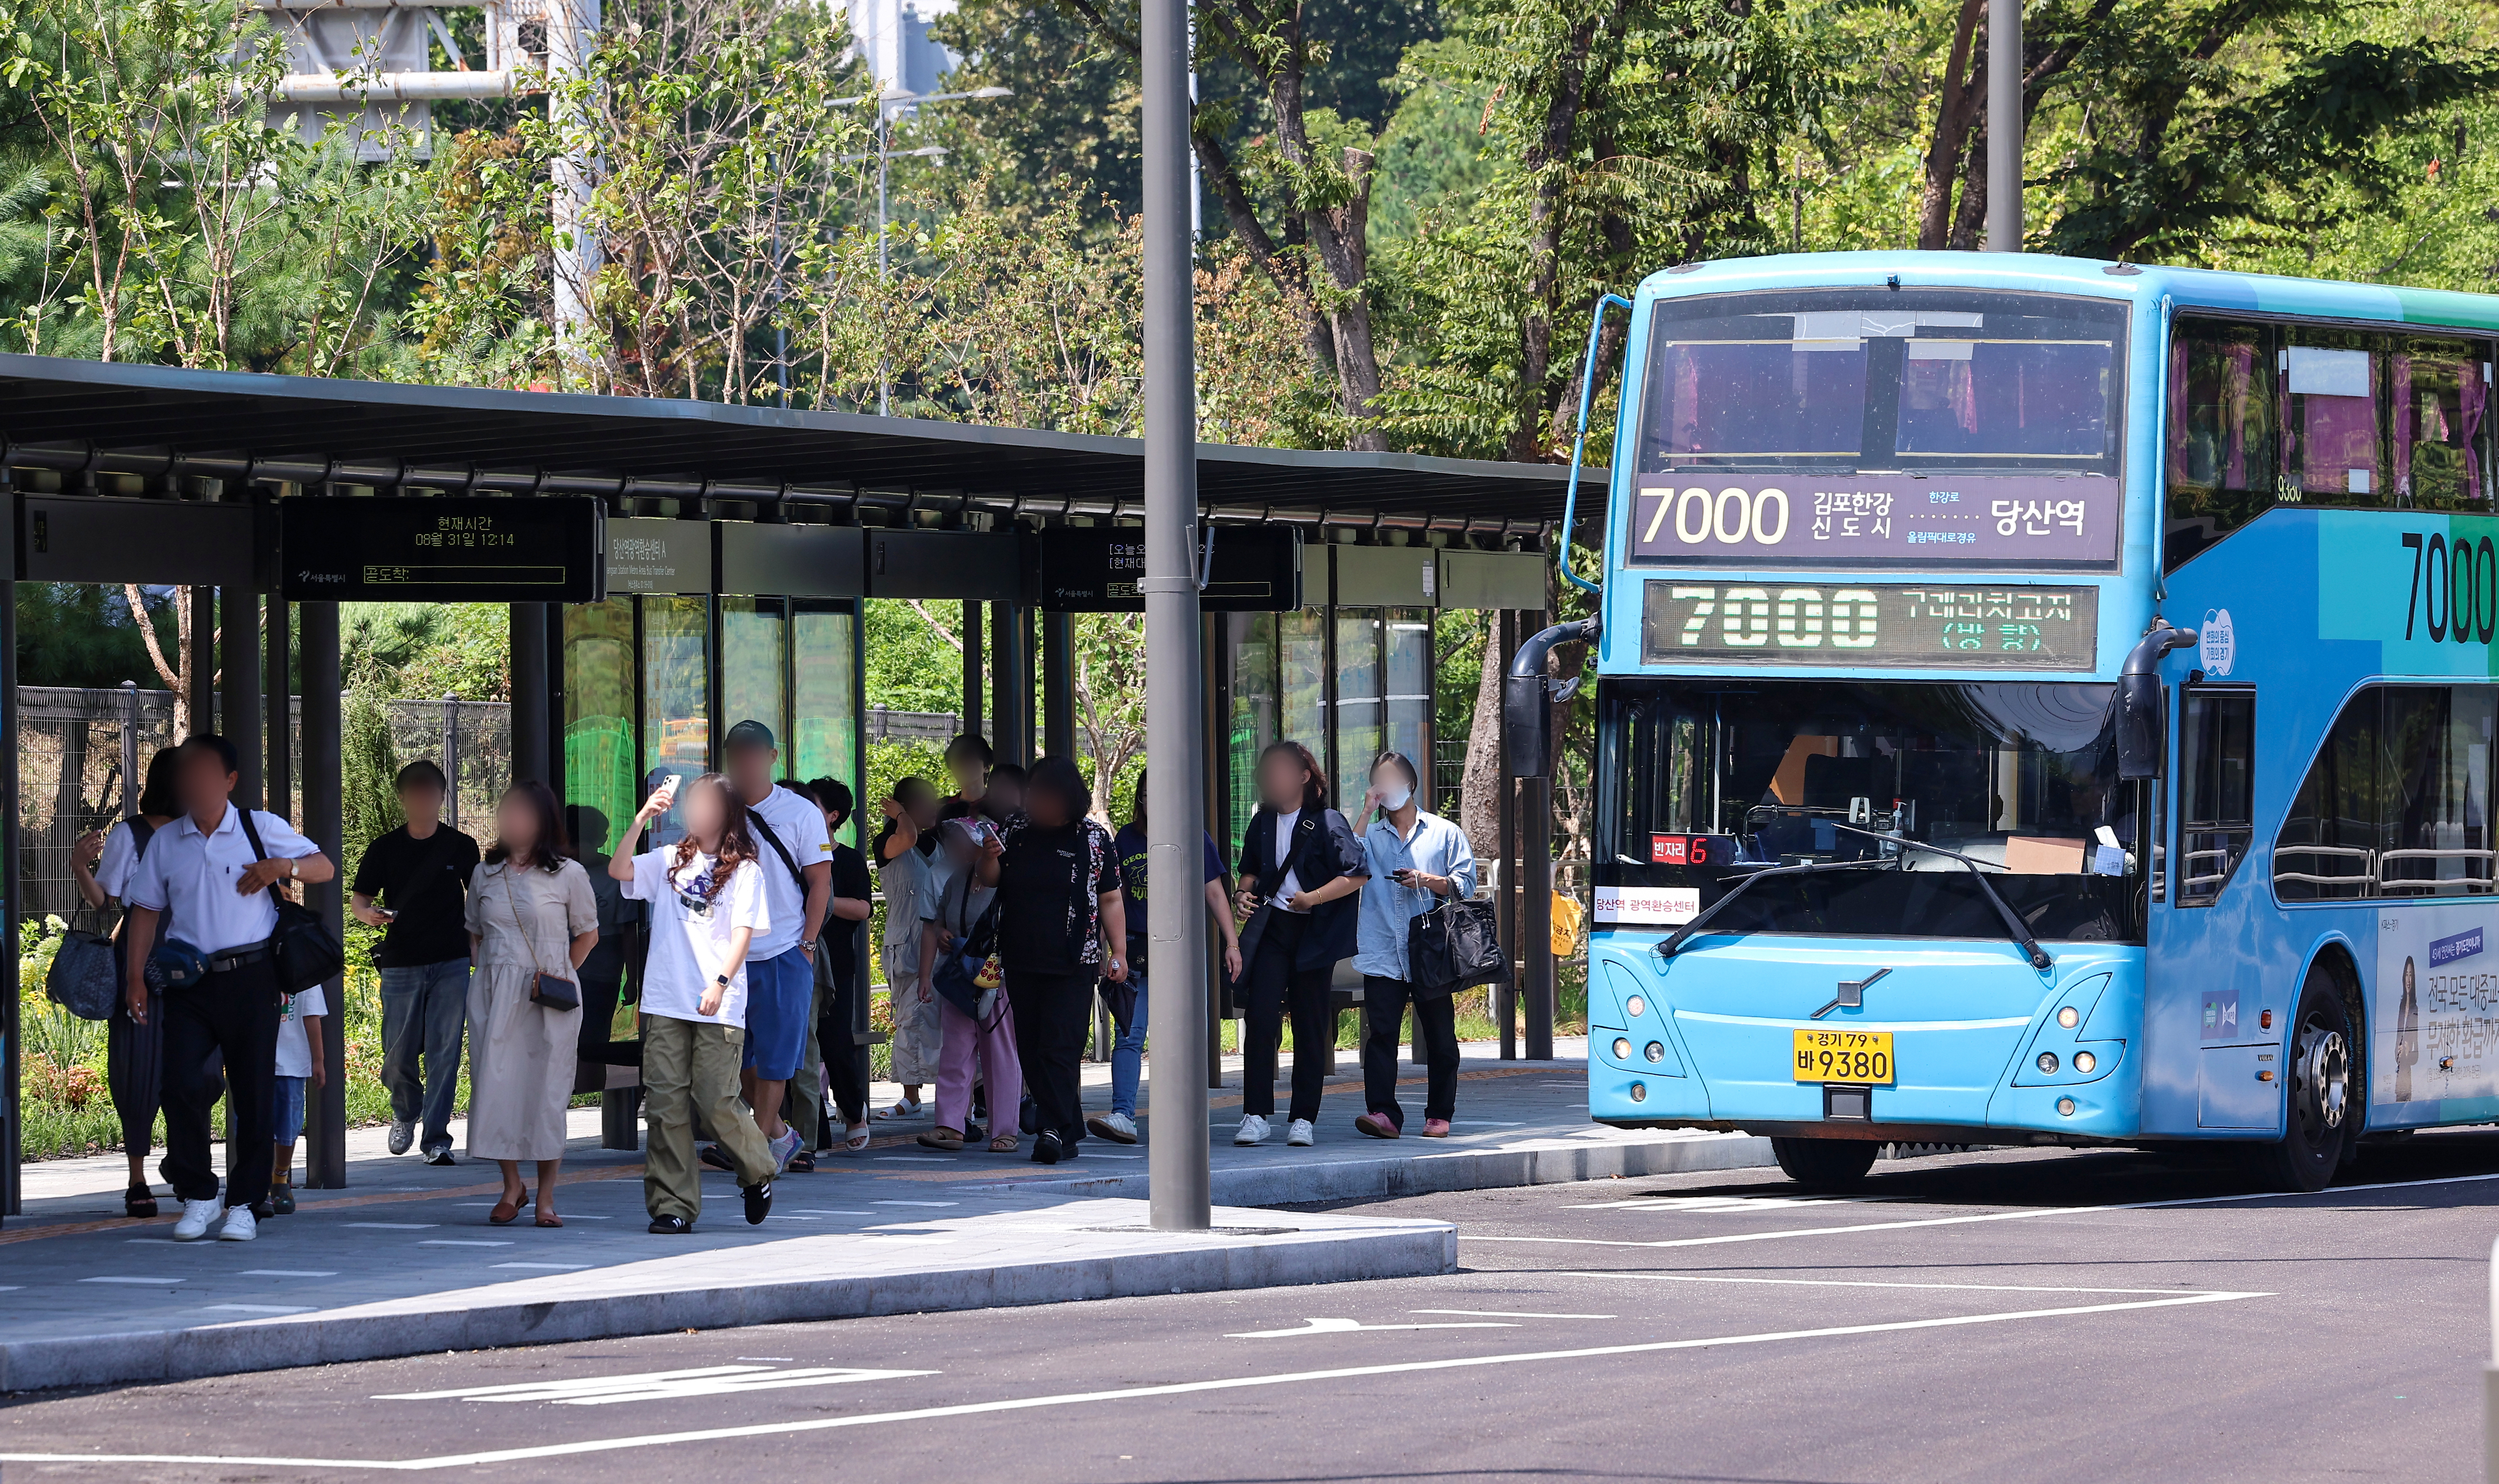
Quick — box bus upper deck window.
[2178,688,2255,906]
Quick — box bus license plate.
[1793,1029,1895,1084]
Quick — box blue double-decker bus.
[1567,251,2499,1192]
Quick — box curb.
[0,1218,1454,1394]
[954,1131,1776,1205]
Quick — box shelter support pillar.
[221,586,263,808]
[266,594,291,820]
[990,600,1028,766]
[1042,611,1075,760]
[960,600,985,741]
[1496,610,1518,1061]
[186,585,216,739]
[512,602,550,785]
[2,476,18,1218]
[300,601,348,1189]
[1143,0,1210,1231]
[1203,612,1226,1091]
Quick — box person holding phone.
[1352,750,1476,1140]
[1229,741,1367,1149]
[611,773,776,1232]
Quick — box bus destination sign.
[1641,580,2099,670]
[1627,473,2120,569]
[282,497,605,603]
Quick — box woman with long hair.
[72,746,184,1219]
[1230,740,1368,1147]
[611,773,777,1232]
[975,755,1124,1164]
[1351,750,1477,1140]
[873,775,943,1119]
[464,781,600,1226]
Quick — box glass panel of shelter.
[1224,601,1439,868]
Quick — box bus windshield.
[1635,287,2127,477]
[1597,678,2148,943]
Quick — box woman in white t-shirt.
[611,772,778,1234]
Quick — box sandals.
[535,1210,564,1229]
[125,1183,159,1219]
[489,1186,529,1225]
[916,1127,965,1152]
[987,1134,1020,1154]
[843,1123,872,1153]
[874,1096,923,1122]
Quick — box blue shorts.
[739,949,815,1081]
[273,1075,306,1147]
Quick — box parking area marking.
[1472,1169,2499,1253]
[1,1287,2267,1471]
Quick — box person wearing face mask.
[1351,751,1476,1140]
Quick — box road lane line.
[1473,1170,2499,1252]
[1562,1271,2256,1297]
[1411,1308,1616,1319]
[0,1289,2267,1471]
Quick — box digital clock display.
[1641,580,2099,670]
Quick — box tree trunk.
[1459,617,1509,864]
[1916,0,1988,250]
[1947,121,1989,251]
[1509,12,1606,463]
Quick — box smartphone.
[1391,868,1418,885]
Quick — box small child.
[268,984,329,1215]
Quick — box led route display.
[1641,580,2100,670]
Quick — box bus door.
[2146,683,2268,1134]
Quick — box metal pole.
[441,693,460,831]
[549,0,601,376]
[1043,610,1075,759]
[222,586,262,808]
[512,601,551,785]
[960,599,985,741]
[267,593,291,821]
[1202,611,1225,1091]
[1143,0,1209,1232]
[300,601,347,1189]
[1986,0,2021,252]
[877,102,891,417]
[186,585,216,738]
[2,476,19,1217]
[1523,771,1554,1061]
[121,681,139,818]
[990,600,1025,766]
[1496,609,1518,1061]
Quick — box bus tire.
[1769,1137,1878,1191]
[2253,967,2357,1194]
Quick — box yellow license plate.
[1793,1028,1895,1084]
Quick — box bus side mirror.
[2115,673,2165,779]
[2115,625,2195,780]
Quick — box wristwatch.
[289,858,300,879]
[713,974,730,987]
[799,938,818,954]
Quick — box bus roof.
[1636,250,2499,337]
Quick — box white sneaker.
[172,1197,222,1240]
[1233,1114,1270,1145]
[770,1126,805,1172]
[1086,1111,1139,1144]
[217,1205,258,1242]
[1287,1118,1316,1147]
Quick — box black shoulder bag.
[1235,811,1324,975]
[237,811,347,993]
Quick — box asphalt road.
[7,1132,2498,1483]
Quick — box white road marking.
[872,1200,959,1207]
[202,1303,318,1315]
[80,1275,182,1284]
[345,1223,437,1230]
[419,1240,513,1248]
[1471,1170,2499,1252]
[241,1270,337,1278]
[1228,1317,1523,1338]
[1411,1308,1614,1319]
[1566,1271,2253,1297]
[861,1235,955,1245]
[1567,1195,1862,1213]
[795,1210,876,1216]
[374,1364,935,1406]
[2,1289,2267,1471]
[490,1262,593,1271]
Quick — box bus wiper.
[1828,823,2054,971]
[1651,859,1877,962]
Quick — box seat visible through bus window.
[2164,319,2277,566]
[2379,686,2495,895]
[2390,341,2490,510]
[2177,688,2254,904]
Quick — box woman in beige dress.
[465,781,600,1227]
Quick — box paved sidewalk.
[0,1041,1765,1392]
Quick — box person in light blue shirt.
[1351,750,1478,1140]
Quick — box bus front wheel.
[2253,969,2357,1194]
[1770,1137,1879,1192]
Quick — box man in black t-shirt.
[350,761,482,1164]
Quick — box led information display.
[1040,525,1301,612]
[1641,579,2099,670]
[1627,473,2122,570]
[283,497,605,602]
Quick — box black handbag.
[237,811,347,993]
[1406,896,1509,996]
[44,906,119,1021]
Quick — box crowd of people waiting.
[67,718,1478,1240]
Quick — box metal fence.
[865,708,960,745]
[382,697,511,834]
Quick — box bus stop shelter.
[0,352,1591,1218]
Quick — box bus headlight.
[1613,1037,1634,1061]
[2057,1006,2079,1029]
[1644,1042,1665,1063]
[1626,995,1646,1018]
[2072,1051,2095,1074]
[2037,1052,2060,1074]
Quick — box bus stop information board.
[1040,526,1301,612]
[1642,580,2100,670]
[283,497,605,602]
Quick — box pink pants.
[933,994,1021,1138]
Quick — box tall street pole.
[1986,0,2020,252]
[1143,0,1209,1232]
[549,0,600,379]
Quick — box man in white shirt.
[121,735,335,1243]
[714,721,832,1174]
